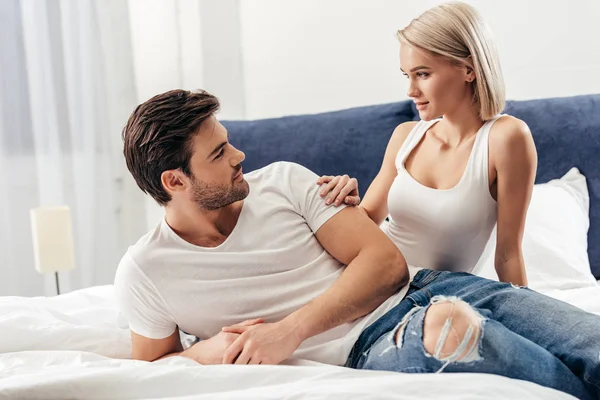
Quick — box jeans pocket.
[410,270,444,290]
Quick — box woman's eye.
[402,72,428,79]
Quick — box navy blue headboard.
[224,94,600,278]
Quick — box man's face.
[185,116,249,210]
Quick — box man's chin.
[226,180,250,205]
[236,180,250,198]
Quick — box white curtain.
[0,0,147,296]
[1,0,244,296]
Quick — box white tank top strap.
[394,119,441,170]
[468,114,504,190]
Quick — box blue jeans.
[346,270,600,400]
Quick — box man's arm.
[222,206,408,365]
[132,329,183,361]
[286,206,409,339]
[132,318,265,363]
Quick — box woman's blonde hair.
[397,2,505,120]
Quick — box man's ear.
[161,169,188,197]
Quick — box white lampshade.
[30,206,76,274]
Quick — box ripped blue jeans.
[346,270,600,400]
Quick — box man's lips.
[233,168,243,180]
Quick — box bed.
[2,94,599,399]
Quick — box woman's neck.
[438,102,484,147]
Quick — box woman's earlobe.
[466,69,475,82]
[466,65,475,82]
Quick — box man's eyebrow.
[206,131,229,160]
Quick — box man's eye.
[215,148,225,159]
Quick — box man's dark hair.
[122,89,220,205]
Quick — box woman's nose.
[407,80,420,98]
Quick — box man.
[115,90,599,400]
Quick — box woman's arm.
[491,117,538,286]
[317,121,417,225]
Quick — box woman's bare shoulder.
[489,115,533,150]
[489,115,536,164]
[388,120,419,149]
[490,115,532,140]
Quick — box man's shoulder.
[247,161,315,180]
[115,223,168,284]
[245,162,318,199]
[127,223,162,258]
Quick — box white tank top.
[383,116,501,272]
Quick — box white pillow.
[474,168,596,291]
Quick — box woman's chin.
[419,111,433,121]
[418,109,441,121]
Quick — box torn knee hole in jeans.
[425,296,485,373]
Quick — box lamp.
[30,206,76,295]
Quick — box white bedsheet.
[0,351,571,400]
[3,284,598,400]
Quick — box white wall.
[127,0,600,121]
[128,0,244,117]
[239,0,600,119]
[128,0,600,229]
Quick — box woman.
[318,1,536,286]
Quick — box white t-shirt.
[114,162,410,365]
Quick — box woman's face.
[400,44,474,121]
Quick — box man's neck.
[164,200,244,248]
